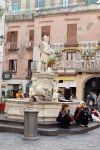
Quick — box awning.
[55,76,75,81]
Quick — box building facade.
[3,0,100,99]
[0,0,7,99]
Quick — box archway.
[84,77,100,100]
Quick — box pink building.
[3,0,100,99]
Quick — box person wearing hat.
[56,103,72,128]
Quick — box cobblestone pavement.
[0,128,100,150]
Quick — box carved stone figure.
[29,77,52,101]
[52,80,60,102]
[38,35,50,72]
[52,89,60,102]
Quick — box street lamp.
[0,35,4,45]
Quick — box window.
[67,24,77,45]
[12,1,20,14]
[7,31,18,50]
[41,26,50,39]
[36,0,45,9]
[66,52,76,60]
[7,31,18,42]
[50,0,55,7]
[61,0,69,7]
[28,59,32,77]
[85,0,98,4]
[59,80,63,83]
[9,60,17,73]
[26,0,30,9]
[29,30,34,41]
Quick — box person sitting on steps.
[74,102,89,127]
[56,104,73,128]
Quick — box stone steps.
[0,122,100,136]
[0,116,100,136]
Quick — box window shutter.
[67,24,77,45]
[29,30,34,41]
[41,26,50,39]
[7,32,11,42]
[14,31,18,42]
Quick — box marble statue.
[52,89,60,102]
[38,35,50,72]
[29,77,52,101]
[52,80,60,102]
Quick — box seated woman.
[56,103,72,128]
[74,102,89,127]
[89,106,100,123]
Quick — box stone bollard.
[23,110,39,140]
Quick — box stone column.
[23,110,39,140]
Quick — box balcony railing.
[52,59,100,73]
[6,42,20,50]
[5,13,34,22]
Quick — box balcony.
[6,42,20,51]
[5,13,34,22]
[5,2,100,21]
[52,59,100,74]
[35,2,100,16]
[26,41,34,50]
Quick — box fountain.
[5,35,79,121]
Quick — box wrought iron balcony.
[5,13,34,22]
[6,42,20,51]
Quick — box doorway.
[84,77,100,100]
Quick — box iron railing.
[6,42,20,50]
